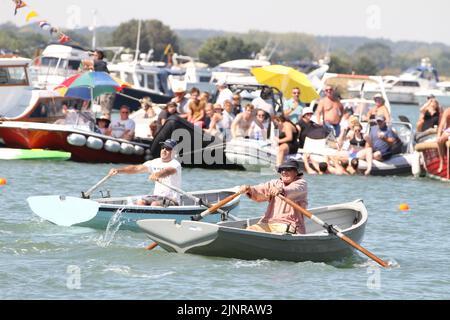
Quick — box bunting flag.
[25,10,39,22]
[39,21,51,31]
[13,0,27,15]
[58,33,71,44]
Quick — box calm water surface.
[1,105,449,300]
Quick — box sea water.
[1,105,449,300]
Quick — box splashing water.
[97,207,125,247]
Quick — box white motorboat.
[415,81,450,107]
[29,43,90,90]
[348,58,439,105]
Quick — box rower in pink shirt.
[239,160,308,234]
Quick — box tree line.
[1,20,450,77]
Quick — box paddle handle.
[82,174,112,198]
[156,179,230,217]
[191,191,243,221]
[277,194,389,268]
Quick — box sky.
[1,0,450,45]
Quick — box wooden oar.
[155,179,238,221]
[277,194,389,268]
[82,173,113,199]
[191,191,243,221]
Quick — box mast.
[91,9,98,50]
[134,20,142,63]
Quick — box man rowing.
[109,139,181,207]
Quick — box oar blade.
[27,196,99,227]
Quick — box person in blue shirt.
[283,87,304,123]
[367,114,401,161]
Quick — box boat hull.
[77,189,241,231]
[415,141,449,181]
[138,200,368,263]
[0,122,150,164]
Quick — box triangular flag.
[25,10,38,22]
[13,0,27,15]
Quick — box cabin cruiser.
[167,53,216,95]
[348,58,439,105]
[224,74,416,176]
[210,59,271,85]
[29,43,90,90]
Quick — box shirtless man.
[315,86,344,137]
[231,103,255,138]
[437,107,450,173]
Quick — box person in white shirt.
[215,80,233,107]
[249,109,268,140]
[108,139,182,206]
[110,105,136,140]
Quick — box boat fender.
[86,136,104,150]
[120,143,135,155]
[411,151,422,177]
[67,133,87,147]
[134,145,145,156]
[104,140,121,153]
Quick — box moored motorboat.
[27,187,241,231]
[137,200,367,263]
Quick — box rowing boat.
[27,187,241,231]
[137,200,367,263]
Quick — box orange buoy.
[0,178,7,185]
[399,203,410,211]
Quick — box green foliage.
[354,42,392,70]
[198,37,261,67]
[328,54,352,74]
[353,56,379,75]
[111,19,179,61]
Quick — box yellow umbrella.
[251,65,320,102]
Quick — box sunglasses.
[121,111,129,114]
[325,89,333,92]
[161,147,173,151]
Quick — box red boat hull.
[0,125,149,164]
[421,147,449,181]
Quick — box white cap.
[217,79,227,86]
[302,106,314,116]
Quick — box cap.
[277,159,302,175]
[96,114,111,125]
[373,93,384,101]
[302,107,314,116]
[174,87,185,93]
[159,139,177,150]
[217,79,227,86]
[375,114,386,122]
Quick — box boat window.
[0,66,28,86]
[40,57,59,68]
[147,74,155,90]
[68,60,81,70]
[29,98,84,120]
[200,76,211,83]
[395,81,420,87]
[125,72,134,85]
[137,73,145,87]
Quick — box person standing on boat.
[93,50,109,73]
[284,87,304,123]
[416,95,442,132]
[108,139,182,207]
[171,87,189,117]
[239,160,308,234]
[315,85,344,137]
